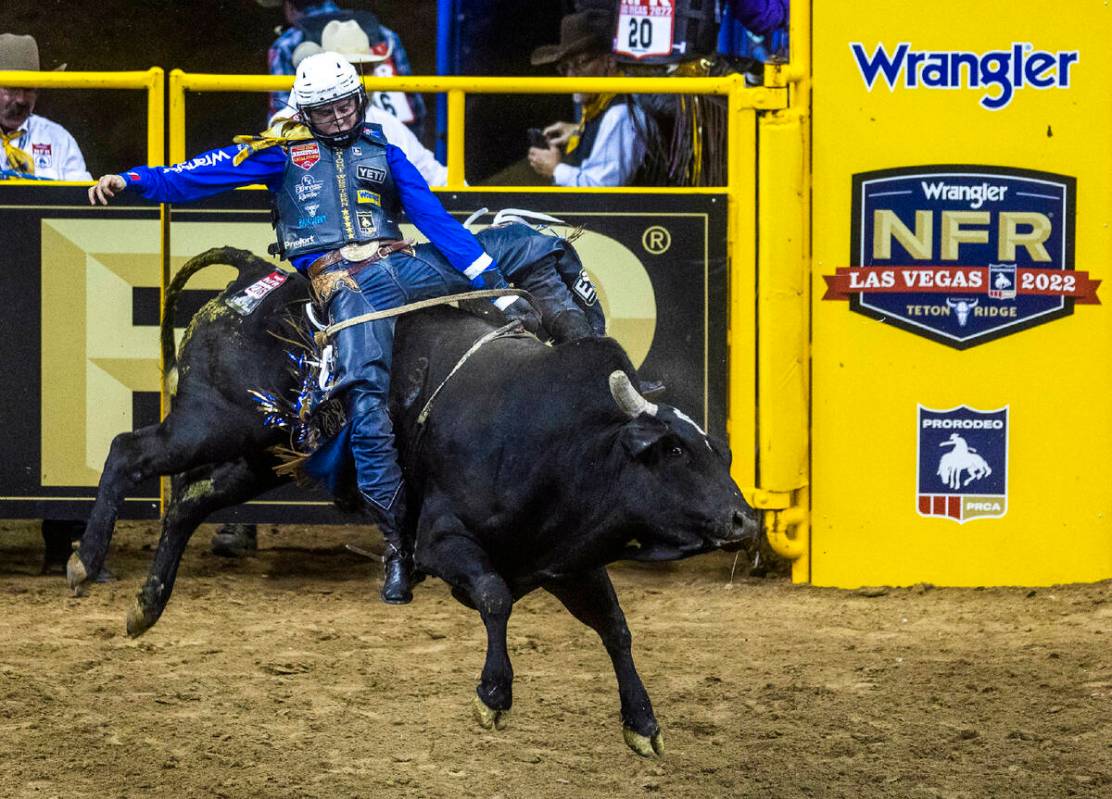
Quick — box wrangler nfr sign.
[812,0,1112,587]
[0,186,728,523]
[823,166,1100,349]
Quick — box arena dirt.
[1,520,1109,798]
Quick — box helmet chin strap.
[303,89,368,148]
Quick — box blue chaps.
[320,223,595,526]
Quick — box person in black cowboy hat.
[0,33,89,181]
[526,10,646,187]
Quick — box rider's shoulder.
[361,123,388,147]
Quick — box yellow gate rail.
[0,68,165,167]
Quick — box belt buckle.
[340,242,378,263]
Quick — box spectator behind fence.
[0,33,90,181]
[1,33,102,577]
[527,10,646,188]
[257,0,426,138]
[272,25,449,186]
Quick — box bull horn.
[609,370,658,418]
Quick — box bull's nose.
[733,509,761,541]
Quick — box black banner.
[0,186,727,522]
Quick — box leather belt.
[307,239,415,279]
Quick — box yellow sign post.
[810,2,1111,586]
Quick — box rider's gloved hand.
[495,295,542,335]
[469,266,509,292]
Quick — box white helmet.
[292,51,367,145]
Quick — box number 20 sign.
[614,0,675,60]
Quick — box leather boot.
[381,545,414,605]
[372,493,414,605]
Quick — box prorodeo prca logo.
[917,405,1008,523]
[823,166,1100,349]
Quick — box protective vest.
[273,124,402,259]
[613,0,719,65]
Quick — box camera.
[527,128,550,149]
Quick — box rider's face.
[305,96,361,136]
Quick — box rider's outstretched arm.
[105,145,287,205]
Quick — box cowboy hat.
[291,40,324,70]
[0,33,66,72]
[320,19,392,64]
[530,10,612,66]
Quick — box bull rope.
[315,288,538,346]
[416,322,524,427]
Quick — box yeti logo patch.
[357,166,386,184]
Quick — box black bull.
[67,246,760,757]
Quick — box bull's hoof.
[472,694,510,731]
[66,553,89,596]
[125,599,158,638]
[623,726,665,758]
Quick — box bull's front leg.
[545,567,664,757]
[415,511,514,731]
[70,425,180,594]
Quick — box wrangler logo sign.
[850,42,1079,110]
[823,166,1100,349]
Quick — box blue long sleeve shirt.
[120,143,492,277]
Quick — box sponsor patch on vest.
[357,166,386,184]
[295,175,323,201]
[917,405,1008,523]
[821,165,1100,349]
[32,143,53,169]
[357,189,381,205]
[298,214,326,226]
[290,142,321,170]
[225,270,289,316]
[356,212,377,235]
[573,270,598,306]
[284,234,316,250]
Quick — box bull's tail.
[160,246,275,375]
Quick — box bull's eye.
[666,445,684,459]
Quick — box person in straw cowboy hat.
[257,0,425,136]
[0,33,90,181]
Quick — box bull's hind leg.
[127,457,280,638]
[545,568,664,757]
[415,509,514,730]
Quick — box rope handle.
[313,288,537,346]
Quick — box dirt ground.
[1,521,1109,799]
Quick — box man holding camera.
[526,10,646,188]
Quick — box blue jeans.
[326,243,471,516]
[326,224,604,519]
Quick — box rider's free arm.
[118,145,285,204]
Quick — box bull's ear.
[620,416,668,460]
